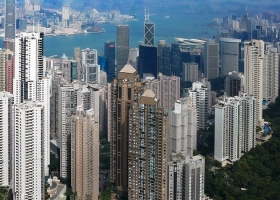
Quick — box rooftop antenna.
[144,6,149,21]
[246,5,248,15]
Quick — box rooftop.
[142,89,155,98]
[119,63,136,74]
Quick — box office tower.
[5,50,14,93]
[263,45,279,103]
[70,60,78,82]
[110,64,145,196]
[0,92,13,187]
[13,32,50,176]
[0,49,5,91]
[71,107,99,200]
[138,44,157,78]
[182,62,199,82]
[145,73,180,113]
[62,6,70,27]
[13,101,45,199]
[157,40,170,74]
[128,48,138,70]
[81,49,100,83]
[61,54,71,82]
[168,153,205,200]
[128,89,168,199]
[5,0,16,40]
[214,92,256,162]
[104,41,116,82]
[144,8,155,45]
[98,56,107,72]
[74,47,82,81]
[204,41,219,79]
[244,40,264,126]
[171,42,182,76]
[187,82,209,130]
[168,98,197,157]
[220,38,241,75]
[225,71,244,97]
[116,25,129,74]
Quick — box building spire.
[144,6,149,21]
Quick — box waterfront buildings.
[168,98,197,157]
[244,40,264,126]
[145,73,180,113]
[263,45,279,103]
[220,38,241,75]
[109,64,145,196]
[128,89,168,199]
[214,92,256,163]
[204,41,219,79]
[71,107,99,200]
[182,62,199,82]
[225,71,244,97]
[0,92,13,187]
[168,153,205,200]
[116,25,129,74]
[157,40,171,75]
[13,101,45,199]
[5,0,16,40]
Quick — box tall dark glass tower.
[116,25,129,74]
[104,40,116,82]
[5,0,16,39]
[144,8,155,46]
[138,44,157,78]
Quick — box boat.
[52,34,56,37]
[164,16,170,19]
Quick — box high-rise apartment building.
[263,45,279,103]
[104,41,116,82]
[81,49,100,83]
[144,9,155,46]
[128,89,168,199]
[204,41,219,79]
[13,32,50,176]
[187,81,210,129]
[145,73,180,113]
[214,92,256,162]
[74,47,82,81]
[168,98,197,157]
[225,71,244,97]
[0,49,5,91]
[116,25,129,74]
[71,107,99,200]
[220,38,241,75]
[138,44,157,78]
[110,64,145,196]
[182,62,199,82]
[13,101,45,199]
[0,92,13,187]
[244,40,264,126]
[168,153,205,200]
[5,50,14,94]
[5,0,16,40]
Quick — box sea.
[0,12,222,58]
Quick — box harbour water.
[0,12,221,57]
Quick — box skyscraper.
[13,32,50,176]
[171,42,182,77]
[145,73,180,113]
[263,45,279,103]
[81,49,100,83]
[157,40,171,75]
[104,41,116,82]
[168,153,205,200]
[109,64,145,197]
[244,40,264,126]
[5,49,14,94]
[214,92,256,162]
[5,0,16,40]
[116,25,129,74]
[225,71,244,97]
[71,107,99,200]
[0,49,5,91]
[168,98,197,157]
[220,38,241,75]
[182,62,199,82]
[144,8,155,46]
[13,101,45,199]
[138,44,157,78]
[0,92,13,187]
[128,89,168,199]
[204,41,219,79]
